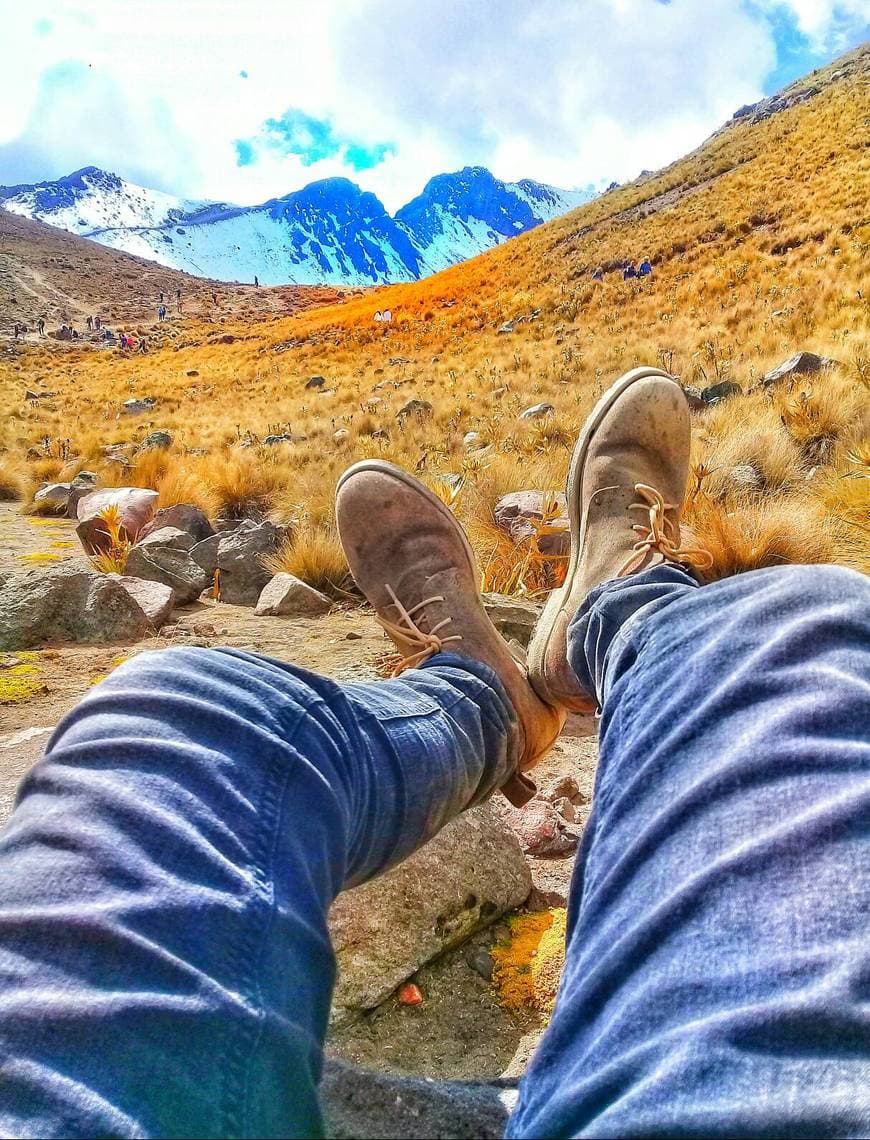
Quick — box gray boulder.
[0,566,153,650]
[518,402,554,421]
[482,593,542,648]
[139,504,215,544]
[109,575,175,628]
[191,520,286,605]
[762,351,838,388]
[254,573,332,617]
[494,490,569,556]
[305,375,327,390]
[125,527,210,605]
[33,483,71,512]
[329,804,530,1025]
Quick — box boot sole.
[527,366,679,710]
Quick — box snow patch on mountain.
[0,165,597,286]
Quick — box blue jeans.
[0,564,867,1137]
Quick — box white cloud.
[767,0,870,46]
[0,0,865,212]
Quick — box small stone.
[305,375,327,390]
[701,381,742,404]
[254,573,332,617]
[518,402,555,421]
[468,947,494,981]
[497,321,515,335]
[334,429,350,443]
[396,398,434,421]
[345,631,363,640]
[397,983,424,1006]
[493,490,569,556]
[137,430,173,452]
[683,385,706,411]
[553,796,577,824]
[139,504,215,544]
[463,430,486,451]
[496,797,579,857]
[122,397,157,415]
[541,775,581,803]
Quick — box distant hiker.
[13,322,22,339]
[638,258,652,277]
[254,275,259,288]
[159,291,164,304]
[119,333,128,350]
[157,305,166,321]
[623,262,637,280]
[374,310,383,322]
[37,318,46,336]
[212,292,218,304]
[176,288,181,302]
[86,316,93,331]
[95,316,102,331]
[138,338,147,354]
[592,267,604,281]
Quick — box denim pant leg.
[511,564,870,1139]
[0,647,516,1139]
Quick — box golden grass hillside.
[1,44,868,591]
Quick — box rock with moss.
[328,804,530,1025]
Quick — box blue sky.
[0,0,866,211]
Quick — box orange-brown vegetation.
[1,45,867,589]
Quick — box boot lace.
[619,483,713,576]
[377,583,463,675]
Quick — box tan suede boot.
[527,367,712,711]
[336,461,564,805]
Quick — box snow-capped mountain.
[0,165,594,286]
[0,167,211,235]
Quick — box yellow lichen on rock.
[491,908,568,1015]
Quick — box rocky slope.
[0,166,594,287]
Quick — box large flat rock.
[330,804,531,1025]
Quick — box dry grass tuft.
[265,523,351,599]
[686,495,835,579]
[203,452,285,523]
[0,457,25,501]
